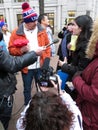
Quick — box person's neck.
[41,24,46,29]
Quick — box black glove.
[62,27,67,31]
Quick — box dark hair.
[38,13,48,24]
[74,15,93,46]
[67,22,73,26]
[0,32,3,41]
[24,92,73,130]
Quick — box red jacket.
[73,58,98,130]
[8,23,50,73]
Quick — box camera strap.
[57,83,60,95]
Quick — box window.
[0,0,4,3]
[14,0,29,2]
[46,13,54,34]
[86,10,90,16]
[68,10,75,17]
[67,10,75,23]
[0,15,4,20]
[17,14,23,25]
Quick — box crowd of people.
[0,1,98,130]
[58,15,93,100]
[16,76,83,130]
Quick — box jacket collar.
[16,22,44,35]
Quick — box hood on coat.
[86,18,98,59]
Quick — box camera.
[38,58,58,87]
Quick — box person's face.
[67,25,73,32]
[25,21,38,30]
[72,21,82,35]
[42,16,50,27]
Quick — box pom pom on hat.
[22,2,30,10]
[22,2,38,23]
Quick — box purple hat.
[22,2,38,23]
[0,21,7,28]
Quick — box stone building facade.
[0,0,98,34]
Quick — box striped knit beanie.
[22,2,38,23]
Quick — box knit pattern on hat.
[0,20,7,28]
[22,2,38,23]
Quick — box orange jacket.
[9,23,50,73]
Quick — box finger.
[50,80,58,89]
[40,87,49,92]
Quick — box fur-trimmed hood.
[86,18,98,59]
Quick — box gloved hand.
[62,27,67,31]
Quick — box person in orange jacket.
[8,2,51,105]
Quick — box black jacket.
[61,40,90,79]
[0,50,37,98]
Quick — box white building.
[0,0,98,34]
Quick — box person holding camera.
[16,75,83,130]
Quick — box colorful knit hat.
[22,2,38,23]
[0,21,7,28]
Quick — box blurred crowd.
[0,1,98,130]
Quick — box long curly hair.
[24,92,73,130]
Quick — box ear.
[79,27,82,32]
[41,19,45,24]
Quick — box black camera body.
[38,58,57,87]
